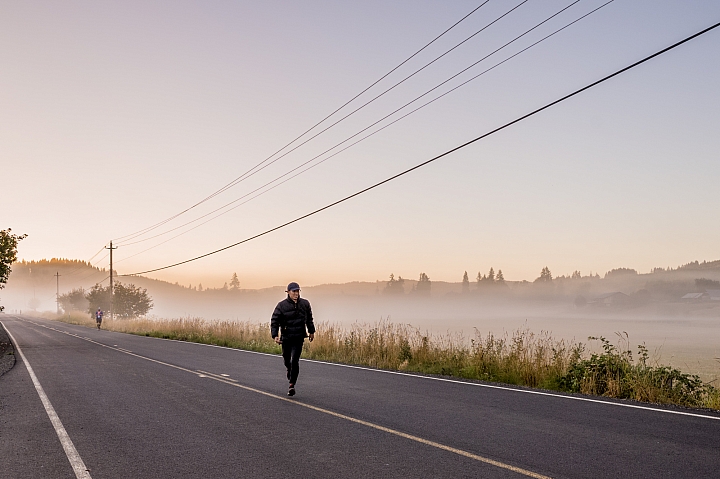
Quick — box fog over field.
[4,258,720,381]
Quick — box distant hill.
[3,258,720,318]
[677,260,720,271]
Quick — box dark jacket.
[270,296,315,340]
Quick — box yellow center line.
[24,319,552,479]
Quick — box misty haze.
[6,258,719,381]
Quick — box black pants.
[282,338,304,385]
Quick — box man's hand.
[308,333,314,342]
[274,336,282,344]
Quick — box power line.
[122,20,720,276]
[91,252,109,269]
[170,0,530,208]
[111,2,491,244]
[115,2,509,247]
[115,0,584,251]
[73,253,110,282]
[74,269,106,283]
[167,0,616,233]
[63,246,107,277]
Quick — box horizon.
[9,255,720,291]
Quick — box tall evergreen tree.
[496,269,505,283]
[488,267,495,282]
[415,273,431,295]
[536,266,553,283]
[462,271,469,292]
[384,273,405,295]
[229,272,240,290]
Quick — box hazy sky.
[3,0,719,288]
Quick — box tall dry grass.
[306,322,580,390]
[52,312,719,410]
[56,311,280,353]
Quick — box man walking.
[95,308,103,329]
[271,282,315,397]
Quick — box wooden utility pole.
[55,271,61,315]
[106,241,118,320]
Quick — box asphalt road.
[1,315,719,479]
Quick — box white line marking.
[30,318,720,421]
[197,370,238,382]
[1,322,92,479]
[20,319,550,478]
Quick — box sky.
[2,0,720,289]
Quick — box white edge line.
[31,318,720,421]
[1,321,92,479]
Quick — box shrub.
[559,335,717,408]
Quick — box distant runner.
[271,282,315,397]
[95,308,103,329]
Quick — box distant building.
[680,290,720,301]
[706,289,720,301]
[681,292,705,301]
[589,292,629,307]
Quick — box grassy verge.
[53,312,720,411]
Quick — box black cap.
[286,282,300,292]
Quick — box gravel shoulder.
[0,319,16,377]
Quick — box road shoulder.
[0,319,16,377]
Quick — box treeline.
[383,272,436,296]
[383,266,563,296]
[11,258,720,308]
[374,263,720,304]
[383,267,510,296]
[167,272,242,293]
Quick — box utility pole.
[55,271,61,315]
[106,241,118,321]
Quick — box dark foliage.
[0,229,27,311]
[86,282,153,318]
[58,288,88,313]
